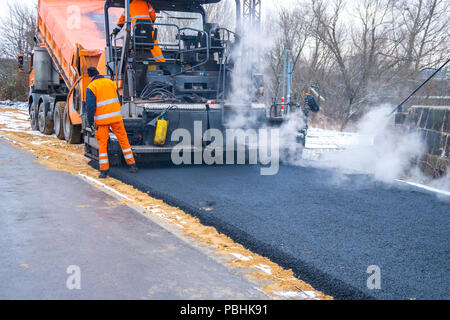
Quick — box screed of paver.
[0,107,332,300]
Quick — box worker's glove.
[89,124,97,137]
[111,27,121,37]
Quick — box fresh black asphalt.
[109,162,450,300]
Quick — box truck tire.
[53,102,65,140]
[30,102,39,130]
[38,101,54,135]
[63,109,81,144]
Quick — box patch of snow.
[306,127,360,149]
[0,114,29,128]
[0,128,47,137]
[273,291,304,298]
[254,263,272,275]
[0,135,17,144]
[0,100,28,110]
[30,140,48,145]
[155,213,175,222]
[230,253,252,261]
[273,290,318,299]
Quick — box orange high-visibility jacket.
[117,0,156,27]
[86,76,123,126]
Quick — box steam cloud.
[225,21,274,129]
[224,22,445,190]
[317,105,426,183]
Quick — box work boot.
[99,170,108,179]
[129,164,139,173]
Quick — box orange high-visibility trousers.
[149,36,165,62]
[96,121,136,171]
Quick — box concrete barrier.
[395,106,449,177]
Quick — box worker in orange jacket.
[86,67,138,178]
[112,0,165,62]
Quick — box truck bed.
[38,0,122,83]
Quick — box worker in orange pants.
[86,67,138,178]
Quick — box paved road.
[109,163,450,300]
[0,141,265,299]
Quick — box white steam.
[318,105,426,183]
[225,22,274,128]
[225,21,309,163]
[278,114,307,164]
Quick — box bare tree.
[0,1,36,58]
[267,1,312,103]
[393,0,449,74]
[309,0,394,129]
[203,0,235,29]
[261,0,448,129]
[0,1,36,101]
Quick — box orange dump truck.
[26,0,266,165]
[28,0,122,143]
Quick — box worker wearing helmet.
[112,0,165,62]
[86,67,139,178]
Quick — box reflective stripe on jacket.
[86,76,123,126]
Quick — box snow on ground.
[273,290,318,299]
[0,113,30,130]
[0,104,48,137]
[302,127,360,161]
[306,127,359,149]
[0,100,28,110]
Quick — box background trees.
[0,1,36,101]
[265,0,448,129]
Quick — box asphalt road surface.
[109,162,450,300]
[0,141,265,299]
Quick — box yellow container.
[154,119,168,145]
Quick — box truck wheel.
[63,109,81,144]
[53,102,65,140]
[30,103,38,130]
[38,101,54,135]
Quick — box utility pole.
[280,49,293,116]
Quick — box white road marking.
[77,172,132,201]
